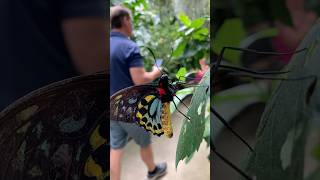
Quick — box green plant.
[115,0,209,76]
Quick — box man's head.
[110,5,133,37]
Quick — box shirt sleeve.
[127,45,144,68]
[61,0,106,19]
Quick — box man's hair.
[110,5,132,29]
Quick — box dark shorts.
[110,120,151,149]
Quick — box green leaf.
[176,67,187,81]
[213,18,246,65]
[245,20,320,180]
[173,39,188,58]
[190,18,205,29]
[178,12,191,26]
[176,70,210,168]
[185,28,195,36]
[192,28,209,40]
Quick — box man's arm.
[62,18,108,74]
[129,66,161,85]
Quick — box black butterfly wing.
[0,72,108,180]
[110,85,165,136]
[110,85,158,123]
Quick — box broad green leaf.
[176,67,187,81]
[190,18,205,29]
[245,20,320,180]
[176,70,210,168]
[213,18,246,65]
[178,12,191,26]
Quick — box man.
[0,0,107,110]
[110,5,167,180]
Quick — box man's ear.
[123,16,130,24]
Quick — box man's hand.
[130,66,161,85]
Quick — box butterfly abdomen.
[161,102,173,138]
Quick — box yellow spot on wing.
[115,95,122,100]
[90,125,106,150]
[145,95,155,102]
[16,105,39,121]
[84,156,107,180]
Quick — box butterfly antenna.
[212,145,253,180]
[140,46,165,75]
[219,65,290,75]
[175,82,209,88]
[172,100,190,122]
[227,72,316,81]
[212,46,308,74]
[211,107,254,152]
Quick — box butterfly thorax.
[157,75,174,103]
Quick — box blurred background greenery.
[111,0,210,78]
[212,0,320,179]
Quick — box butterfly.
[0,72,108,180]
[110,74,189,138]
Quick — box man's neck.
[111,29,129,38]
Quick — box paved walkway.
[120,98,210,180]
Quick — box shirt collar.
[110,31,128,38]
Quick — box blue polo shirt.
[110,32,144,96]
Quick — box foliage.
[214,0,320,31]
[213,0,320,66]
[212,18,246,65]
[170,12,210,73]
[176,70,210,168]
[112,0,209,76]
[244,20,320,180]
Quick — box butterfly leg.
[211,144,253,180]
[211,107,254,152]
[172,100,190,122]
